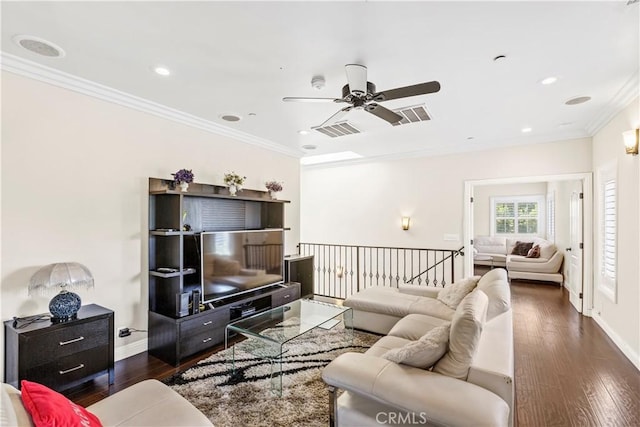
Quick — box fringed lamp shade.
[29,262,94,322]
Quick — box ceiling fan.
[283,64,441,127]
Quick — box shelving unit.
[147,177,298,365]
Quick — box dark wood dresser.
[4,304,114,391]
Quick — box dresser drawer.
[23,318,110,364]
[25,347,110,390]
[181,328,223,357]
[271,285,301,307]
[180,310,228,335]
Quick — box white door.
[567,190,583,312]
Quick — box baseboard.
[114,338,148,362]
[592,313,639,370]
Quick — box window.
[491,195,545,236]
[598,164,617,302]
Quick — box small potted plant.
[172,169,194,192]
[224,172,246,196]
[265,180,283,199]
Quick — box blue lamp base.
[49,290,81,322]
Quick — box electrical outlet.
[118,327,131,338]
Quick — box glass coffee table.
[225,299,353,396]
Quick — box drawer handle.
[202,337,212,343]
[203,321,213,326]
[59,364,85,375]
[59,336,85,346]
[283,295,290,299]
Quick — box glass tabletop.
[226,299,350,345]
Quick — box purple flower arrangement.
[172,169,194,184]
[265,181,283,192]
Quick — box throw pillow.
[20,380,103,427]
[433,290,489,380]
[436,276,479,309]
[526,245,541,258]
[382,323,451,368]
[511,241,533,256]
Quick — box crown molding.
[1,52,301,158]
[585,71,639,135]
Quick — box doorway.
[463,173,593,317]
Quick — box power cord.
[12,315,51,329]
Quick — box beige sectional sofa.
[1,379,212,426]
[324,269,514,427]
[474,236,563,284]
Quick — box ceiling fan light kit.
[283,63,441,132]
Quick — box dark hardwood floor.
[63,282,640,426]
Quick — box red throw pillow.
[526,244,541,258]
[20,380,103,427]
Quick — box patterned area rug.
[164,324,379,427]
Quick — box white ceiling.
[2,1,638,162]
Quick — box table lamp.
[28,262,94,322]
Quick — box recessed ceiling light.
[559,122,573,126]
[248,112,256,116]
[220,114,241,122]
[467,136,475,140]
[298,130,310,135]
[13,35,65,58]
[521,127,533,133]
[541,76,558,85]
[153,66,171,76]
[301,144,317,150]
[565,96,591,105]
[493,54,507,62]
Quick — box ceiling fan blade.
[365,103,403,124]
[372,81,441,102]
[319,106,353,128]
[282,97,346,103]
[345,64,367,96]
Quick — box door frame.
[463,172,594,317]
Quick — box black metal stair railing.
[297,243,464,300]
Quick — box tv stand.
[148,282,300,365]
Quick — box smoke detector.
[311,76,326,90]
[13,35,65,58]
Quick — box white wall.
[474,182,548,237]
[301,137,592,251]
[0,72,301,374]
[591,97,639,368]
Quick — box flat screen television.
[200,229,284,303]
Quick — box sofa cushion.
[382,323,451,369]
[388,313,450,340]
[433,290,488,380]
[473,236,507,255]
[365,335,413,357]
[20,380,102,427]
[476,276,511,321]
[436,276,479,309]
[510,241,533,256]
[477,268,507,287]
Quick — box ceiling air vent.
[391,104,431,126]
[313,122,361,138]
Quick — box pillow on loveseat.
[381,323,450,368]
[511,241,533,256]
[433,290,488,380]
[436,276,479,309]
[20,380,103,427]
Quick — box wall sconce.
[401,216,411,231]
[623,129,639,155]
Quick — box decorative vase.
[269,190,278,200]
[228,184,238,196]
[49,289,81,322]
[179,182,189,192]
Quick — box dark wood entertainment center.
[147,177,300,365]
